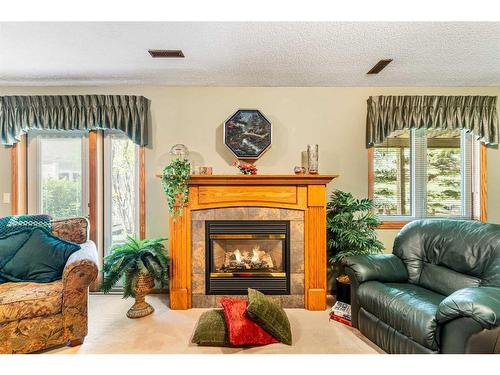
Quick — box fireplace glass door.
[211,235,284,276]
[206,221,290,295]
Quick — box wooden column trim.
[10,136,27,215]
[305,184,328,310]
[89,130,104,292]
[368,147,374,199]
[480,144,487,222]
[169,204,192,310]
[10,144,18,215]
[88,131,98,244]
[139,146,146,239]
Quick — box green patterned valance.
[366,95,498,148]
[0,95,150,146]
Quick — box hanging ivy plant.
[161,159,191,218]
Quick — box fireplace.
[167,174,336,310]
[205,220,290,295]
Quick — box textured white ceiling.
[0,22,499,86]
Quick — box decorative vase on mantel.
[126,272,155,319]
[307,144,319,174]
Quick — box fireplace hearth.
[205,220,290,295]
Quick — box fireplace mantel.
[188,174,338,186]
[167,174,337,311]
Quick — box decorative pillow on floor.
[0,214,52,237]
[220,297,279,346]
[247,288,292,345]
[192,309,231,347]
[0,228,80,283]
[0,230,32,268]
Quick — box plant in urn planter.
[101,237,169,318]
[326,190,384,303]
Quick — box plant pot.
[335,274,351,304]
[126,273,155,319]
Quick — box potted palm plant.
[326,190,384,303]
[101,236,169,318]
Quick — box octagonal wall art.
[223,109,272,160]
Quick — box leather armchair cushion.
[358,281,445,350]
[342,254,408,284]
[393,219,500,288]
[437,287,500,329]
[419,263,481,296]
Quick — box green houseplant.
[161,158,191,218]
[101,236,169,318]
[326,190,384,303]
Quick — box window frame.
[10,131,146,292]
[103,130,142,256]
[26,129,90,219]
[368,130,487,229]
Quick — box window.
[104,131,141,255]
[19,129,145,291]
[370,128,484,225]
[372,130,411,216]
[28,131,89,219]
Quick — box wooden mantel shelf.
[188,174,338,186]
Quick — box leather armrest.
[341,254,408,284]
[62,240,99,291]
[437,287,500,329]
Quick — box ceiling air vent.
[148,49,185,58]
[367,59,393,74]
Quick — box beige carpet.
[48,294,383,354]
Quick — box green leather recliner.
[342,219,500,354]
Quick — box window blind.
[373,128,476,221]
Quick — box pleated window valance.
[0,95,150,146]
[366,95,498,148]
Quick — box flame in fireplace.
[222,246,275,271]
[251,246,261,263]
[234,249,242,263]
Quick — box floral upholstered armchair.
[0,217,98,354]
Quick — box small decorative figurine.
[233,160,258,175]
[294,166,306,175]
[197,166,213,175]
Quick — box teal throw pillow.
[0,228,80,283]
[0,230,32,268]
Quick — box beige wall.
[1,86,499,251]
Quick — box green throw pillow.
[192,309,231,347]
[0,230,32,268]
[0,228,80,283]
[246,288,292,345]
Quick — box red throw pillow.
[220,297,279,346]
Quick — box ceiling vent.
[148,49,185,58]
[367,59,393,74]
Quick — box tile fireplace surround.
[168,174,337,311]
